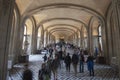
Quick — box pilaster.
[41,25,44,48]
[88,17,94,55]
[0,0,15,80]
[112,0,120,77]
[80,29,84,49]
[32,26,37,54]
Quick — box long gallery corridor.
[9,55,119,80]
[0,0,120,80]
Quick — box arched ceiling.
[49,27,75,33]
[47,26,77,32]
[16,0,111,40]
[16,0,111,16]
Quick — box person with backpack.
[38,63,50,80]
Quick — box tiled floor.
[9,55,119,80]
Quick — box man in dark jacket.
[64,53,71,72]
[72,52,79,76]
[23,64,33,80]
[79,53,85,73]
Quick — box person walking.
[38,63,50,80]
[86,55,95,76]
[23,64,33,80]
[43,54,47,62]
[46,57,52,79]
[64,53,71,72]
[79,53,84,73]
[51,54,59,80]
[72,51,79,76]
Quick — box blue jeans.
[89,67,94,76]
[79,61,84,73]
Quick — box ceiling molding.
[50,29,74,35]
[49,27,76,34]
[49,28,79,38]
[44,24,80,32]
[37,18,87,29]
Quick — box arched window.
[22,25,27,49]
[98,25,102,52]
[24,25,27,35]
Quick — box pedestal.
[98,56,105,64]
[18,55,29,63]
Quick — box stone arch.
[23,3,104,21]
[8,3,21,66]
[37,18,87,30]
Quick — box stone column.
[44,31,47,47]
[78,37,80,47]
[0,0,15,80]
[47,32,50,45]
[106,14,114,64]
[88,28,93,54]
[74,34,76,45]
[11,6,21,64]
[88,26,92,54]
[31,26,37,54]
[45,31,48,46]
[41,25,44,48]
[80,30,84,49]
[112,0,120,77]
[88,17,94,55]
[72,35,74,44]
[49,34,51,44]
[47,33,49,45]
[77,32,79,47]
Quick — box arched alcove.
[22,19,33,54]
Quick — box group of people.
[64,49,95,77]
[22,44,95,80]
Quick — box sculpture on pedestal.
[24,40,29,55]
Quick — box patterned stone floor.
[9,55,119,80]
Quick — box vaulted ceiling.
[16,0,111,39]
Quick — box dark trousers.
[73,64,77,76]
[65,64,71,72]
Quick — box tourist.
[86,55,95,76]
[64,53,71,72]
[23,64,33,80]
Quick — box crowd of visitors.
[22,43,96,80]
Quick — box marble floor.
[9,55,119,80]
